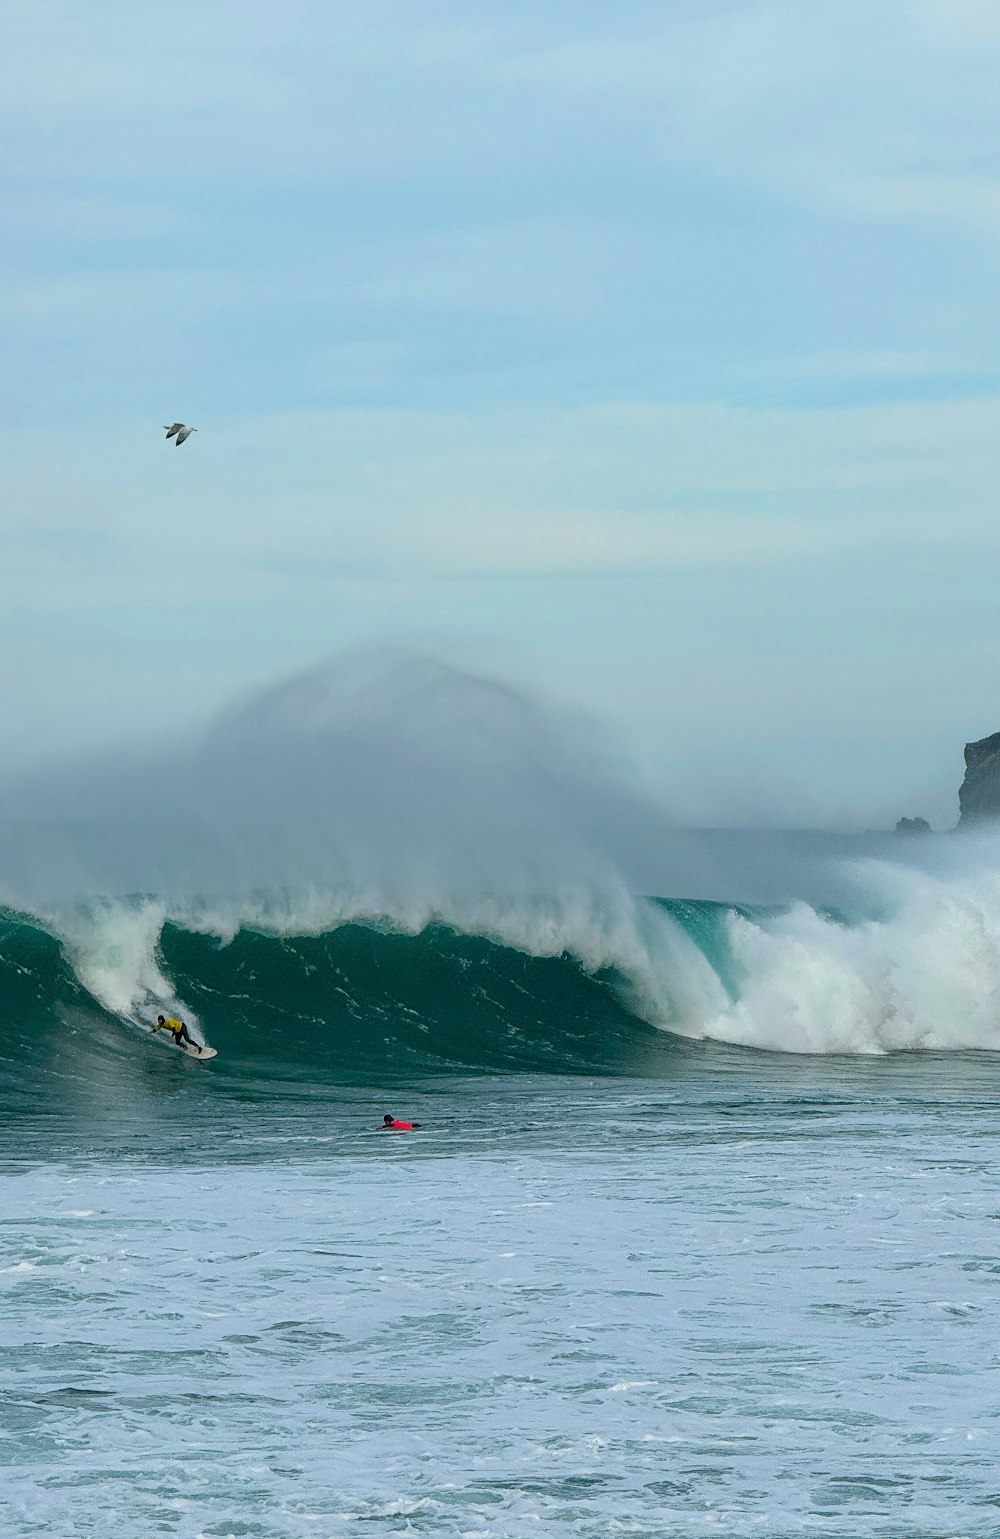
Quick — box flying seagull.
[163,423,197,445]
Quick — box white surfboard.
[142,1026,217,1061]
[166,1038,218,1062]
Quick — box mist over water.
[0,648,658,913]
[0,645,999,1063]
[6,652,1000,1539]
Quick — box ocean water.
[5,873,1000,1537]
[5,660,1000,1535]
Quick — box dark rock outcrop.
[895,816,931,836]
[958,731,1000,824]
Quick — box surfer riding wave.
[152,1015,203,1054]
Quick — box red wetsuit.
[387,1119,414,1130]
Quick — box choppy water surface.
[5,1054,1000,1538]
[8,615,1000,1538]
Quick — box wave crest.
[5,854,1000,1080]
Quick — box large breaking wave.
[3,649,1000,1088]
[5,855,1000,1089]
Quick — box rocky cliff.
[958,731,1000,823]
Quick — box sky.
[3,0,1000,827]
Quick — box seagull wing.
[175,426,193,444]
[164,423,182,437]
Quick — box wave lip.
[8,652,1000,1073]
[0,898,696,1082]
[7,847,1000,1082]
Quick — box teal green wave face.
[161,921,674,1080]
[0,904,747,1097]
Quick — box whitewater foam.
[21,854,1000,1061]
[699,861,1000,1054]
[34,877,722,1042]
[56,898,177,1021]
[7,841,1000,1063]
[4,650,1000,1061]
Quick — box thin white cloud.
[502,0,1000,232]
[835,174,1000,233]
[4,0,999,234]
[3,394,1000,611]
[309,341,408,394]
[355,220,642,321]
[0,268,260,323]
[0,0,288,110]
[5,192,191,242]
[919,0,1000,45]
[0,1,510,181]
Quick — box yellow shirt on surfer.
[152,1014,203,1054]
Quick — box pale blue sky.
[3,0,1000,825]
